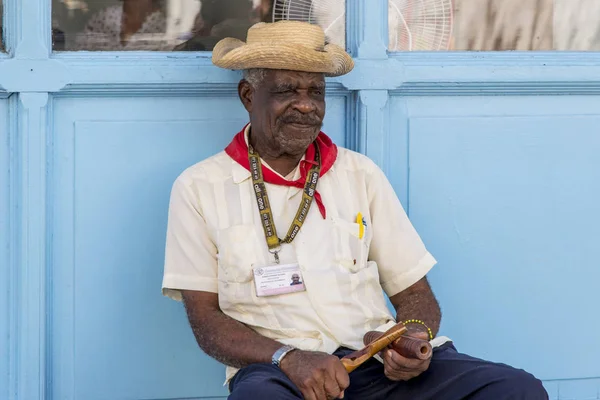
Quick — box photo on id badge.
[253,263,306,297]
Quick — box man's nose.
[292,92,317,114]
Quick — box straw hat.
[212,21,354,77]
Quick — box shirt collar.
[232,160,251,184]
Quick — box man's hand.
[382,330,431,381]
[280,350,350,400]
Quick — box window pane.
[389,0,600,51]
[52,1,346,52]
[272,0,346,50]
[52,0,276,51]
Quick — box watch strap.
[271,345,296,367]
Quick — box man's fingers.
[383,349,404,371]
[301,387,318,400]
[385,368,414,382]
[408,331,431,341]
[384,360,408,381]
[384,364,399,380]
[333,361,350,391]
[386,349,426,370]
[324,360,349,399]
[283,351,352,399]
[312,381,328,400]
[323,377,342,399]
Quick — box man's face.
[240,69,326,157]
[292,274,300,283]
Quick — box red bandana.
[225,124,338,219]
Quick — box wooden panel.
[49,95,348,400]
[0,98,11,400]
[405,111,600,381]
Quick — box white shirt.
[162,130,439,383]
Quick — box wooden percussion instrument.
[340,322,433,373]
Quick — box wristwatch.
[271,345,296,367]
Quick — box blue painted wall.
[1,0,600,399]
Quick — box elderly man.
[162,21,548,400]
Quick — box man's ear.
[238,80,254,113]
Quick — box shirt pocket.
[217,224,260,283]
[333,217,369,273]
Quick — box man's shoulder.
[174,151,233,186]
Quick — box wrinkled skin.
[238,69,326,176]
[280,350,350,400]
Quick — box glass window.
[389,0,600,52]
[272,0,346,49]
[175,0,273,51]
[52,1,346,52]
[52,0,276,51]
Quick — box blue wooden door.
[2,1,600,399]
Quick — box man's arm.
[363,159,441,380]
[389,277,441,337]
[181,290,282,368]
[181,290,350,400]
[380,277,441,382]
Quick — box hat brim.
[212,38,354,77]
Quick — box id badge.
[253,263,306,297]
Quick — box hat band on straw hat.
[212,21,354,77]
[246,22,326,51]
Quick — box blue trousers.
[228,342,548,400]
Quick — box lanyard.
[248,143,321,264]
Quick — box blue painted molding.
[386,96,409,208]
[5,54,600,94]
[1,94,17,400]
[357,90,389,170]
[56,82,351,97]
[0,97,7,400]
[7,94,18,400]
[344,92,359,152]
[350,0,388,59]
[16,0,50,59]
[390,81,600,96]
[2,0,600,95]
[15,93,50,400]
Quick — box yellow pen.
[357,212,365,239]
